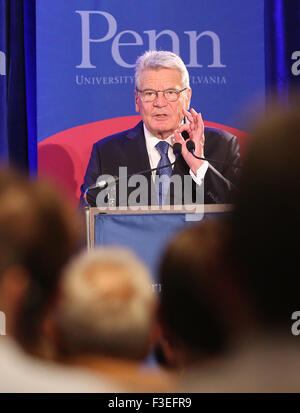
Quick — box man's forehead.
[139,67,182,88]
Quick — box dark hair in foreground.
[158,218,254,363]
[0,168,80,354]
[158,107,300,367]
[232,107,300,327]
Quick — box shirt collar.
[143,123,174,150]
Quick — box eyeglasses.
[136,87,188,102]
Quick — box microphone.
[87,180,109,190]
[181,131,190,141]
[186,139,195,152]
[186,140,237,191]
[173,142,182,157]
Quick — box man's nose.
[153,91,168,106]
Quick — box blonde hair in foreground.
[57,247,156,359]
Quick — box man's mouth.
[153,114,168,119]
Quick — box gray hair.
[56,247,156,359]
[135,50,190,89]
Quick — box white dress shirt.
[143,124,208,185]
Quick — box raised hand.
[173,109,205,175]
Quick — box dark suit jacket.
[80,121,240,207]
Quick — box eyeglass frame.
[135,87,188,102]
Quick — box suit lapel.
[124,121,151,175]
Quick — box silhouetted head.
[0,167,80,354]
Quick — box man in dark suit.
[80,50,240,207]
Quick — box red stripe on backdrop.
[38,116,250,206]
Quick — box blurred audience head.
[158,218,254,368]
[232,105,300,329]
[0,167,80,354]
[56,247,157,360]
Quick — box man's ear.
[185,88,192,110]
[135,90,140,113]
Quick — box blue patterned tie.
[155,141,172,205]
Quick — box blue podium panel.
[94,211,227,279]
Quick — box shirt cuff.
[189,161,209,185]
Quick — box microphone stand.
[84,143,183,205]
[85,205,91,251]
[83,161,178,204]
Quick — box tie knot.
[156,140,169,155]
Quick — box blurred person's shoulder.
[179,334,300,393]
[0,337,120,393]
[70,355,177,393]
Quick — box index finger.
[191,109,204,127]
[183,109,194,125]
